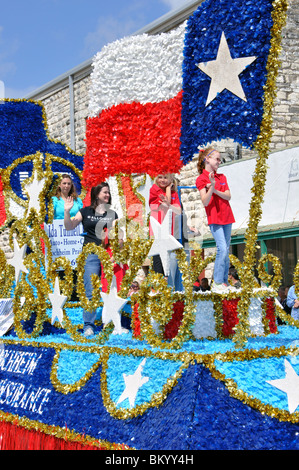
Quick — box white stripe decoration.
[88,23,186,117]
[0,299,14,337]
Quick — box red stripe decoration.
[121,175,144,223]
[83,92,183,188]
[0,420,101,450]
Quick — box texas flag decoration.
[83,0,285,187]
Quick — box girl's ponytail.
[197,148,214,174]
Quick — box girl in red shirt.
[196,148,235,292]
[149,174,181,284]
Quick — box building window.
[232,236,299,287]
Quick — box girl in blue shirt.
[52,174,83,302]
[52,174,83,219]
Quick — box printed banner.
[44,220,84,268]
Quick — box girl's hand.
[65,196,74,212]
[209,172,215,187]
[159,194,169,205]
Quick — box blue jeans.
[168,251,187,291]
[82,254,101,331]
[153,252,183,291]
[209,224,232,284]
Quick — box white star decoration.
[23,171,46,214]
[101,275,128,335]
[267,359,299,414]
[197,31,256,106]
[148,210,183,276]
[8,237,29,283]
[116,358,149,408]
[48,276,67,325]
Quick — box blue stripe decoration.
[180,0,273,164]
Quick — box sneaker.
[84,326,94,337]
[212,283,230,293]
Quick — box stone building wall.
[41,75,91,155]
[43,87,71,147]
[73,76,91,155]
[270,0,299,151]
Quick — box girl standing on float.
[149,173,182,289]
[52,174,83,301]
[64,182,119,337]
[195,148,235,292]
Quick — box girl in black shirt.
[64,182,118,337]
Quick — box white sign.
[44,219,84,268]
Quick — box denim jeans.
[153,252,183,291]
[209,224,232,284]
[82,253,101,331]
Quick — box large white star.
[267,359,299,414]
[48,276,67,325]
[7,237,29,283]
[197,31,257,106]
[101,276,128,335]
[148,210,183,276]
[116,358,149,408]
[23,171,46,215]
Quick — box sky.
[0,0,190,99]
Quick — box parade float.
[0,0,298,451]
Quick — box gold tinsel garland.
[100,347,192,420]
[0,151,84,225]
[232,0,288,348]
[204,344,299,424]
[294,260,299,294]
[136,248,198,350]
[50,346,103,394]
[0,249,14,298]
[2,153,52,223]
[257,253,282,292]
